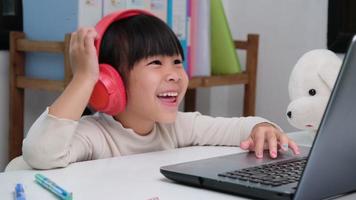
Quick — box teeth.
[157,92,178,97]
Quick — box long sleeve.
[22,108,107,169]
[173,112,281,147]
[22,109,282,169]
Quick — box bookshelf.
[184,34,258,117]
[8,32,259,160]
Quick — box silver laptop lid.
[294,36,356,200]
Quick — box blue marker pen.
[15,184,26,200]
[35,174,72,200]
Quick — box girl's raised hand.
[240,122,300,159]
[69,27,99,83]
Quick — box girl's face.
[123,55,188,124]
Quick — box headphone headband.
[95,9,154,56]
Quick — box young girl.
[22,11,299,169]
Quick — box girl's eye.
[174,59,182,65]
[148,60,162,65]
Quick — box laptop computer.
[160,35,356,200]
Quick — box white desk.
[0,132,354,200]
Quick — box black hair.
[99,14,184,85]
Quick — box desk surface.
[0,132,354,200]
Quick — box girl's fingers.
[288,140,300,155]
[247,123,301,159]
[266,131,278,158]
[240,137,253,150]
[70,32,77,51]
[69,32,79,72]
[77,28,90,50]
[278,133,289,152]
[84,29,97,53]
[253,131,265,159]
[71,28,97,55]
[69,32,78,57]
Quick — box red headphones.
[88,9,153,115]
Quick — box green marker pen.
[35,173,72,200]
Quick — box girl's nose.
[166,71,181,82]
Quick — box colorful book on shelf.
[187,0,192,76]
[167,0,189,72]
[189,0,211,77]
[210,0,241,75]
[188,0,196,77]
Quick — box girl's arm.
[22,109,108,169]
[174,112,299,158]
[49,28,99,120]
[22,28,102,169]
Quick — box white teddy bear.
[286,49,342,137]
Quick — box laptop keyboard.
[218,157,307,187]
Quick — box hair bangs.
[127,15,184,67]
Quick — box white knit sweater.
[22,108,275,169]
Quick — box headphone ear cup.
[89,64,127,115]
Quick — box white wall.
[199,0,328,133]
[0,51,9,171]
[0,0,328,171]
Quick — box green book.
[211,0,241,75]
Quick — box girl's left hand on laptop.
[240,122,300,159]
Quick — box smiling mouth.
[157,92,178,105]
[306,124,313,128]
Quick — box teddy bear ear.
[317,51,342,90]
